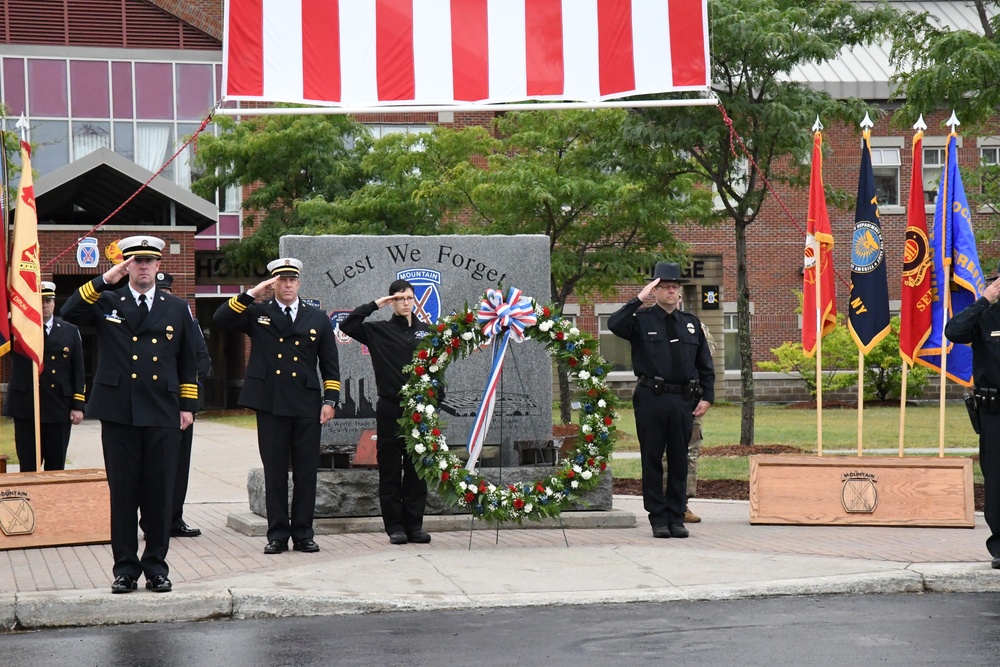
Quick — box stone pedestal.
[247,467,613,518]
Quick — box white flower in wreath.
[461,331,474,341]
[438,459,449,470]
[581,470,593,480]
[414,443,426,454]
[443,329,453,338]
[439,442,449,452]
[581,424,592,434]
[569,327,580,336]
[401,384,410,392]
[598,399,607,408]
[538,320,553,332]
[524,503,533,513]
[429,364,439,373]
[488,484,497,493]
[459,481,468,491]
[571,480,579,489]
[421,375,431,384]
[416,403,425,413]
[545,487,553,496]
[578,370,591,380]
[573,464,583,473]
[424,404,435,415]
[411,429,421,439]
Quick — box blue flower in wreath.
[584,403,593,413]
[419,424,428,432]
[523,485,532,494]
[566,342,575,351]
[595,367,604,376]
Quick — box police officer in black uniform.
[609,262,714,538]
[340,279,433,545]
[213,258,340,555]
[6,281,86,471]
[945,271,1000,569]
[61,236,200,594]
[154,271,212,538]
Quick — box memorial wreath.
[399,288,619,523]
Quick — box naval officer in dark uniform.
[945,270,1000,569]
[61,236,200,594]
[340,279,432,545]
[608,261,714,538]
[6,281,86,471]
[213,258,340,555]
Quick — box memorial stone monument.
[244,234,611,519]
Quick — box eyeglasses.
[395,296,415,303]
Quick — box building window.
[870,147,901,206]
[982,144,1000,200]
[723,302,753,372]
[923,146,945,204]
[596,307,632,373]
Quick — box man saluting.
[61,236,200,594]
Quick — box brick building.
[2,0,992,405]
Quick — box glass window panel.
[3,58,26,119]
[136,122,173,179]
[220,183,242,213]
[873,167,899,206]
[111,62,133,119]
[113,122,134,160]
[72,121,111,159]
[176,64,214,120]
[195,237,218,251]
[30,119,70,174]
[176,122,200,188]
[28,59,68,117]
[598,314,632,373]
[218,215,241,236]
[135,63,173,120]
[70,60,110,118]
[983,148,1000,165]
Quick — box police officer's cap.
[41,281,56,299]
[267,258,303,278]
[118,235,165,259]
[155,271,174,290]
[653,262,688,284]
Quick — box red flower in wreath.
[417,349,429,360]
[442,471,450,481]
[555,332,565,340]
[604,416,613,426]
[464,492,476,503]
[438,323,446,332]
[415,366,426,376]
[542,307,551,317]
[450,338,460,349]
[427,388,435,397]
[585,434,594,442]
[412,412,422,423]
[566,469,575,478]
[568,358,577,367]
[600,462,607,471]
[431,428,441,436]
[513,498,525,510]
[465,312,475,323]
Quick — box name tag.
[105,310,122,324]
[991,331,1000,337]
[257,316,271,326]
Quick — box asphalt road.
[5,593,1000,666]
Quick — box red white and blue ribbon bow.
[477,287,537,341]
[466,288,537,470]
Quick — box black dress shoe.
[407,529,431,544]
[651,525,672,539]
[293,538,320,553]
[669,524,690,538]
[170,522,202,538]
[111,574,138,594]
[145,575,172,593]
[992,556,1000,570]
[389,531,408,545]
[264,539,288,554]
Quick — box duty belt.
[637,376,684,394]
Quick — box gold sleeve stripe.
[324,380,341,391]
[179,384,199,398]
[80,282,100,304]
[73,393,86,402]
[227,296,246,313]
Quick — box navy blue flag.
[915,132,985,386]
[848,131,891,354]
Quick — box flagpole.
[0,129,7,441]
[857,352,864,456]
[939,265,950,458]
[816,269,823,458]
[899,363,907,457]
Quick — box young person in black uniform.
[154,271,212,538]
[6,281,86,471]
[945,271,1000,569]
[340,279,433,545]
[608,261,714,538]
[61,236,200,594]
[213,258,340,555]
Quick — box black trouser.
[633,385,693,527]
[101,421,179,580]
[376,397,427,535]
[14,418,71,472]
[255,411,320,544]
[981,412,1000,557]
[171,419,195,528]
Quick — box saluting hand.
[637,278,660,302]
[375,294,403,308]
[248,275,280,299]
[985,276,1000,304]
[102,257,132,285]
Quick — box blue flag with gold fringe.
[848,131,890,354]
[915,133,985,386]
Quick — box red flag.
[0,134,11,357]
[8,138,43,370]
[900,130,932,365]
[802,130,836,356]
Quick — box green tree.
[190,110,368,266]
[759,316,858,398]
[629,0,899,444]
[863,317,929,401]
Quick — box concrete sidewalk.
[2,420,999,630]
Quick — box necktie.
[284,305,293,325]
[666,313,684,382]
[137,294,148,326]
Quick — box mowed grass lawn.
[1,405,981,482]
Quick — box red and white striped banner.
[224,0,710,107]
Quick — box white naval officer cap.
[118,235,165,259]
[41,281,56,299]
[267,257,303,278]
